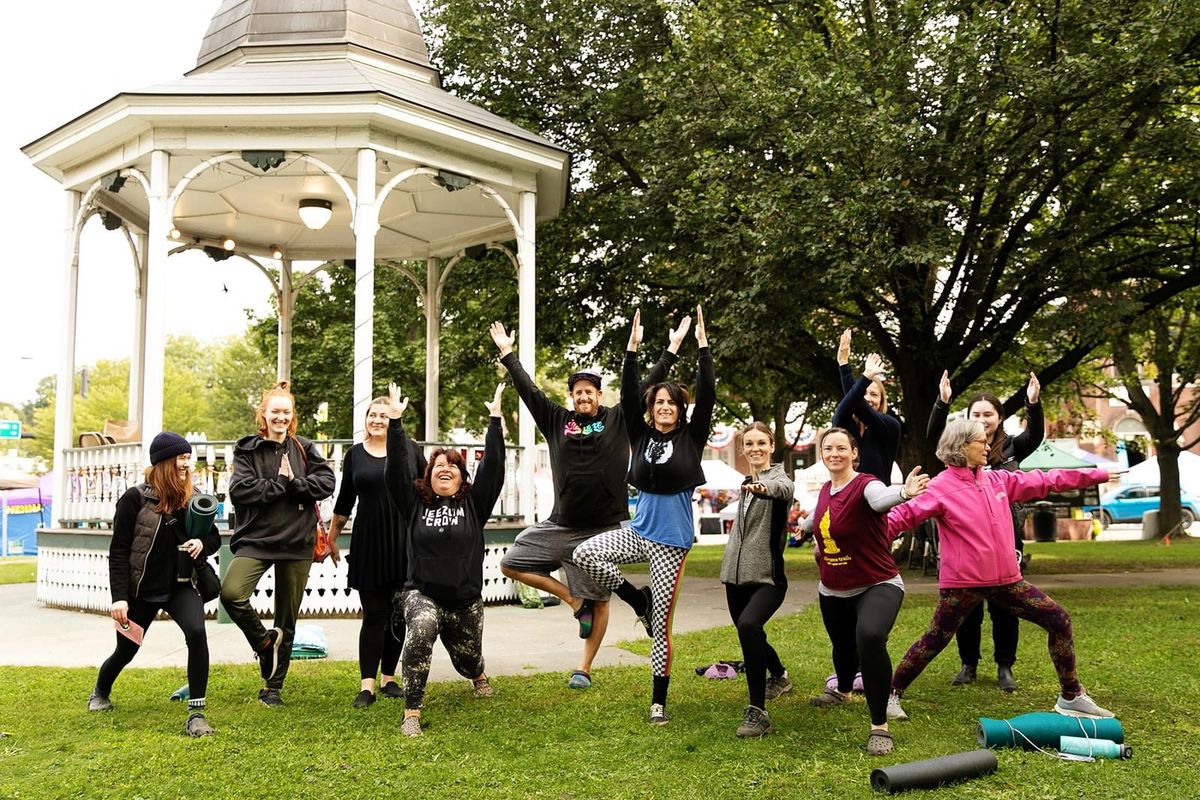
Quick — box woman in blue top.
[575,306,715,725]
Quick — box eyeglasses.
[970,438,987,445]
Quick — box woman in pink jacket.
[885,418,1114,721]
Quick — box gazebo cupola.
[23,0,570,524]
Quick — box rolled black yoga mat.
[186,493,219,538]
[870,750,998,794]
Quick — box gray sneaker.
[886,692,908,721]
[87,692,113,712]
[809,687,849,707]
[1055,691,1114,719]
[648,703,670,725]
[736,705,772,738]
[185,712,215,737]
[764,672,793,701]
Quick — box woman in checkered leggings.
[574,306,715,725]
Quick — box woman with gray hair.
[884,418,1115,722]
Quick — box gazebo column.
[127,233,148,427]
[352,148,378,440]
[52,190,81,521]
[424,256,440,440]
[277,258,294,383]
[140,150,171,459]
[517,191,537,523]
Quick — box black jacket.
[109,485,220,603]
[832,364,902,484]
[229,434,336,560]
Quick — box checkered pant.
[573,529,689,677]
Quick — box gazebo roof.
[22,0,569,261]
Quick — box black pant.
[954,600,1019,666]
[95,586,209,700]
[725,583,787,709]
[818,584,904,726]
[357,588,404,681]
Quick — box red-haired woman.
[89,432,220,737]
[220,381,336,707]
[385,382,507,737]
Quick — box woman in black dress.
[329,396,424,708]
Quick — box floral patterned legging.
[891,580,1082,698]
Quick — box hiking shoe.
[951,663,977,685]
[574,599,595,639]
[867,729,894,755]
[257,687,282,707]
[401,715,423,737]
[764,671,793,701]
[380,681,403,699]
[809,688,849,707]
[567,670,592,690]
[997,665,1017,693]
[472,677,494,698]
[1055,691,1114,719]
[353,689,376,708]
[257,628,282,682]
[87,692,113,712]
[648,703,670,725]
[886,692,908,721]
[185,712,215,738]
[736,705,772,738]
[634,586,654,637]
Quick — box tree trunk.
[1154,440,1183,540]
[895,358,941,478]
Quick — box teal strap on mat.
[977,713,1124,749]
[186,494,219,539]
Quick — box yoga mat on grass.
[185,494,219,538]
[292,624,328,659]
[978,713,1124,750]
[870,750,998,793]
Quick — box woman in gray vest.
[89,432,221,737]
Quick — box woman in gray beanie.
[89,431,221,737]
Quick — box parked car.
[1083,485,1197,529]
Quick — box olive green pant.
[219,556,311,691]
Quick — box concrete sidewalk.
[3,567,1198,681]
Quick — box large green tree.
[425,0,1200,468]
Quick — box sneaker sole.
[736,726,773,738]
[1054,706,1109,719]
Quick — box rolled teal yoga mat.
[977,713,1124,749]
[186,494,219,538]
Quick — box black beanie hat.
[149,432,192,465]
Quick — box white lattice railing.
[59,438,530,527]
[36,534,520,616]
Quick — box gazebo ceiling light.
[271,245,283,260]
[221,237,236,251]
[298,198,333,230]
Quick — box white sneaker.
[648,703,670,725]
[1055,691,1114,718]
[886,692,908,721]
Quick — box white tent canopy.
[1121,451,1200,495]
[700,459,746,491]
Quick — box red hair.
[415,448,472,505]
[142,459,194,514]
[256,381,298,437]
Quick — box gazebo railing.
[58,438,526,528]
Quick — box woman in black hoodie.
[386,381,506,737]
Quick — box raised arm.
[622,310,650,441]
[886,486,942,539]
[469,383,508,523]
[688,306,716,450]
[1008,373,1045,461]
[491,321,566,434]
[927,370,952,441]
[998,466,1108,504]
[384,383,419,516]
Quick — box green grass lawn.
[0,558,35,585]
[1,584,1193,799]
[627,537,1200,581]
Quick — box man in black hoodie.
[489,320,684,689]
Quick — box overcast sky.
[0,2,283,406]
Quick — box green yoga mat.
[977,712,1124,749]
[186,494,219,538]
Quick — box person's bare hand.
[489,321,515,356]
[837,328,852,366]
[627,309,644,352]
[387,382,409,419]
[694,305,708,348]
[484,382,505,417]
[938,370,952,404]
[1027,372,1041,404]
[667,314,692,353]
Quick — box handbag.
[193,559,221,602]
[293,436,334,563]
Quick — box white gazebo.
[23,0,570,527]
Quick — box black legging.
[818,583,904,726]
[358,588,404,681]
[955,600,1019,667]
[96,587,209,700]
[725,583,787,709]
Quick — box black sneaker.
[257,628,282,682]
[634,586,654,637]
[380,681,404,699]
[353,689,376,709]
[258,687,282,707]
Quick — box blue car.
[1083,485,1197,529]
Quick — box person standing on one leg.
[926,371,1043,692]
[720,422,796,738]
[490,318,685,690]
[90,432,221,737]
[220,382,336,707]
[386,382,507,737]
[575,306,716,725]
